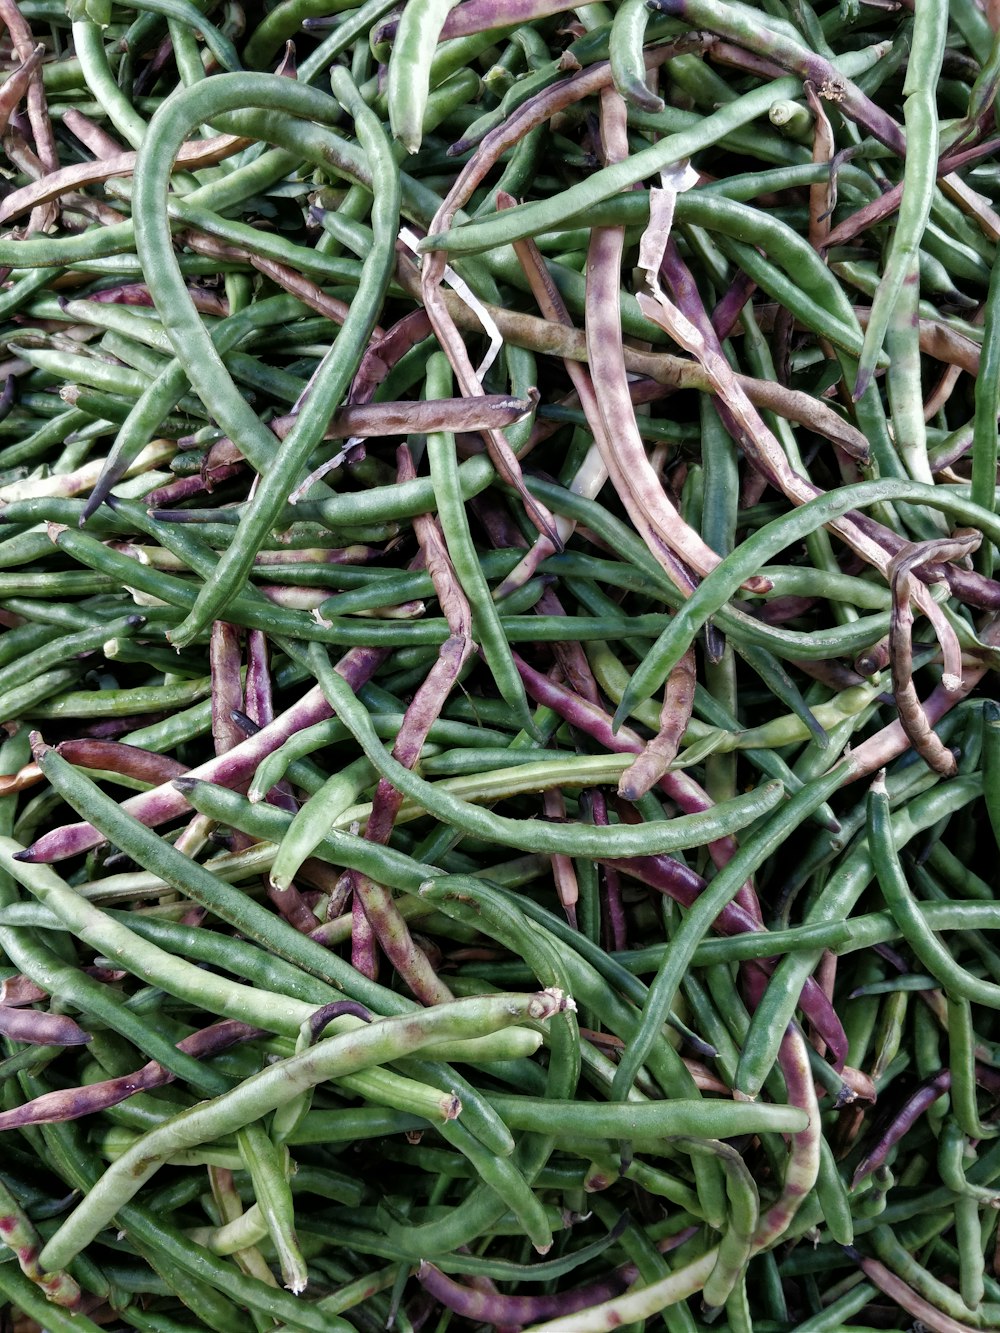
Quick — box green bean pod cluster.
[0,0,999,1328]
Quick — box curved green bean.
[308,641,784,856]
[867,773,1000,1010]
[615,477,1000,724]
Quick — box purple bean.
[210,621,245,757]
[417,1258,636,1324]
[852,1070,953,1189]
[349,308,434,405]
[0,1006,90,1046]
[56,739,188,784]
[590,790,627,952]
[244,630,274,728]
[0,1020,260,1131]
[145,467,244,508]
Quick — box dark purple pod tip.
[310,1001,372,1043]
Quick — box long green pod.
[424,351,533,731]
[867,773,1000,1010]
[854,0,949,398]
[736,775,984,1099]
[236,1125,307,1295]
[27,742,409,1013]
[268,756,375,894]
[420,44,890,256]
[972,254,1000,576]
[0,833,318,1036]
[614,477,1000,723]
[984,699,1000,850]
[308,642,785,856]
[675,1138,758,1311]
[386,0,459,154]
[610,0,666,110]
[83,294,306,520]
[163,72,399,645]
[146,88,350,472]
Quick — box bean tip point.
[610,700,630,735]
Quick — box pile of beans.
[0,0,999,1328]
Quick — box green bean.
[787,1281,880,1332]
[299,0,399,83]
[0,267,58,320]
[868,773,1000,1010]
[83,294,308,517]
[243,0,355,67]
[611,764,846,1102]
[4,5,996,1318]
[128,87,348,480]
[973,253,1000,576]
[436,1117,555,1255]
[0,1265,104,1333]
[420,45,890,257]
[153,77,399,644]
[871,1222,995,1326]
[0,620,57,669]
[268,756,375,894]
[419,875,700,1106]
[133,0,241,70]
[610,0,665,111]
[25,1106,353,1331]
[0,780,234,1099]
[681,1137,757,1310]
[236,1124,306,1294]
[615,476,1000,722]
[0,408,91,469]
[9,346,156,399]
[675,192,863,338]
[460,1093,810,1140]
[424,352,532,731]
[527,479,896,664]
[29,678,214,719]
[0,834,318,1036]
[71,20,148,147]
[0,666,82,721]
[48,522,469,647]
[854,0,948,397]
[814,1136,854,1246]
[388,0,457,154]
[307,641,784,855]
[948,995,997,1143]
